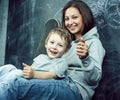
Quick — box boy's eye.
[58,44,63,47]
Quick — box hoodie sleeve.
[81,39,105,85]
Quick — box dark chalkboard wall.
[5,0,70,68]
[5,0,120,99]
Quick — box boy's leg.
[0,69,23,100]
[0,64,22,82]
[0,64,17,76]
[0,81,17,100]
[0,69,23,82]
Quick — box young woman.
[61,0,105,99]
[0,0,105,100]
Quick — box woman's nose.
[68,19,73,25]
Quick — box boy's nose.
[52,44,57,49]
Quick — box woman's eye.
[65,17,69,21]
[50,41,54,44]
[72,16,78,19]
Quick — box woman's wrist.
[80,52,89,59]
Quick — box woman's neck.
[75,33,82,39]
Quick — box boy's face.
[45,33,67,59]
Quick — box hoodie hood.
[74,27,99,43]
[83,27,99,41]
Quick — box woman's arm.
[81,39,105,85]
[76,38,105,84]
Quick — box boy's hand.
[22,63,34,78]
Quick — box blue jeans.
[0,64,23,82]
[0,76,83,100]
[0,64,17,75]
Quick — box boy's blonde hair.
[45,28,72,48]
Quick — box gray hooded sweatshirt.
[62,27,105,100]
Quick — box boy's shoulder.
[33,54,49,62]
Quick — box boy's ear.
[65,48,69,53]
[45,43,47,48]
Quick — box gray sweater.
[62,27,105,100]
[31,54,68,78]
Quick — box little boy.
[0,28,72,80]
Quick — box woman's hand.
[76,38,88,59]
[22,63,34,78]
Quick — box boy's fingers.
[22,63,28,67]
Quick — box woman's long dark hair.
[62,0,95,37]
